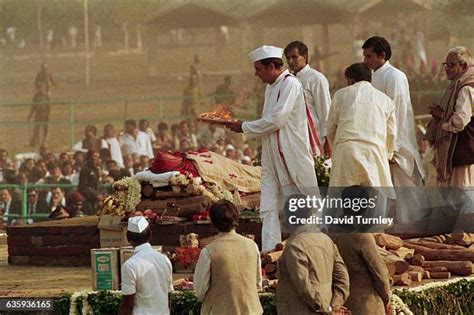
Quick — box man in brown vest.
[425,46,474,213]
[194,200,263,315]
[277,196,350,314]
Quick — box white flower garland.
[69,290,121,315]
[390,294,413,315]
[113,177,141,213]
[390,277,474,314]
[170,174,233,202]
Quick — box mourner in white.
[284,41,332,157]
[363,36,429,222]
[226,45,319,251]
[425,46,474,214]
[120,216,173,315]
[327,63,396,194]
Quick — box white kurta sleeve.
[242,80,300,135]
[71,141,86,153]
[145,135,154,158]
[193,248,211,301]
[326,92,339,147]
[386,101,397,160]
[121,262,137,295]
[442,86,473,133]
[385,74,409,153]
[311,76,331,138]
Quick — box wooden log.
[155,191,191,199]
[422,260,474,276]
[410,254,425,266]
[420,237,441,243]
[378,247,409,274]
[141,184,155,198]
[389,247,415,260]
[429,271,451,279]
[469,244,474,251]
[402,242,474,262]
[385,262,396,276]
[452,232,474,246]
[275,240,287,251]
[264,251,283,264]
[405,240,465,250]
[374,233,403,250]
[408,271,423,282]
[391,273,412,286]
[425,267,448,273]
[264,263,277,274]
[407,265,424,273]
[422,271,431,279]
[444,235,456,245]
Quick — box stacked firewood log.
[375,233,474,286]
[261,241,286,281]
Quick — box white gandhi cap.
[249,45,284,62]
[128,216,149,233]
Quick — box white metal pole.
[84,0,90,88]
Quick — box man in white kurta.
[363,36,429,222]
[327,63,396,193]
[226,45,319,251]
[284,41,331,156]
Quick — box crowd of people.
[0,113,259,226]
[117,38,473,314]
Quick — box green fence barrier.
[0,94,259,150]
[0,183,111,224]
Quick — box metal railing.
[0,183,111,224]
[0,93,260,150]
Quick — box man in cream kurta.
[284,41,331,156]
[227,46,319,251]
[363,36,429,222]
[327,63,396,197]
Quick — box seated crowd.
[0,118,259,226]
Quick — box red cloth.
[151,151,199,177]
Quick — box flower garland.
[113,177,141,213]
[390,277,474,314]
[390,294,413,315]
[170,174,233,202]
[69,290,121,315]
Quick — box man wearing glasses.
[25,188,49,224]
[425,47,474,214]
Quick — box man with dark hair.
[120,216,173,315]
[226,45,319,251]
[78,150,101,215]
[285,40,332,157]
[327,63,396,206]
[120,119,154,159]
[194,200,263,314]
[0,188,21,226]
[71,125,107,153]
[25,188,49,223]
[363,36,428,221]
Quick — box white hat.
[225,144,235,151]
[128,216,149,233]
[249,45,284,62]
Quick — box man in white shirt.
[327,63,396,189]
[120,119,154,159]
[284,41,332,157]
[425,46,474,215]
[103,124,124,168]
[226,45,319,251]
[120,216,173,315]
[363,36,429,222]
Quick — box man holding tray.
[226,45,320,251]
